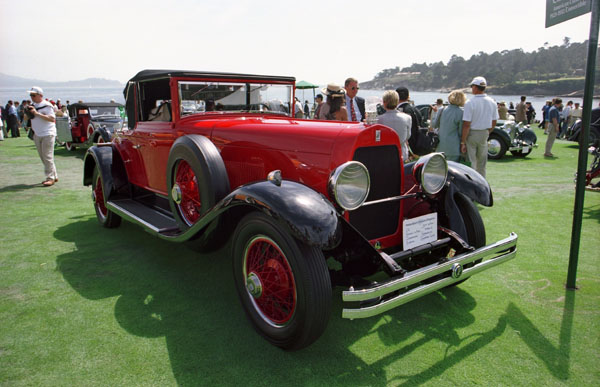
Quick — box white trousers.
[34,134,58,181]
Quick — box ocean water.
[2,86,596,117]
[0,87,125,105]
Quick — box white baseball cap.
[28,86,44,95]
[469,77,487,87]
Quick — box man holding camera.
[27,86,58,186]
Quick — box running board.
[107,199,180,234]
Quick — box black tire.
[487,133,507,159]
[447,192,486,287]
[232,212,331,350]
[92,166,121,228]
[166,135,230,230]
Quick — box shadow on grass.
[53,218,576,385]
[488,154,537,164]
[0,183,44,193]
[54,147,85,160]
[582,203,600,223]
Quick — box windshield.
[89,106,121,118]
[179,81,292,117]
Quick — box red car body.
[83,70,517,350]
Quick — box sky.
[0,0,594,85]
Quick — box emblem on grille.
[451,263,463,279]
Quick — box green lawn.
[1,130,598,386]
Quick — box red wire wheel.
[232,212,331,350]
[92,166,121,228]
[244,236,296,326]
[174,160,202,226]
[94,174,108,218]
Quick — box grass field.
[1,129,599,386]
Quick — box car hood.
[208,116,364,155]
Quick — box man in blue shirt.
[545,98,562,157]
[7,101,20,137]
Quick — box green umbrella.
[295,81,320,114]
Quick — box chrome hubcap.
[246,272,263,298]
[488,139,501,155]
[171,184,182,204]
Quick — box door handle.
[132,144,142,149]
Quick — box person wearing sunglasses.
[344,77,365,122]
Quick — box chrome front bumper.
[342,232,518,319]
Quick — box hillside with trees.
[362,38,599,96]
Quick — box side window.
[138,79,172,122]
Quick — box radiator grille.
[349,146,401,240]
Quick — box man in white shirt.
[344,77,365,122]
[27,86,58,186]
[460,76,498,178]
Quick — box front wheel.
[232,212,331,350]
[487,133,507,159]
[446,192,486,287]
[92,167,121,228]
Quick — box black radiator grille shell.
[349,145,401,240]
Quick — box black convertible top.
[124,69,296,97]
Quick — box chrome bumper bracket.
[342,232,518,319]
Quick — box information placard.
[546,0,592,27]
[403,213,437,250]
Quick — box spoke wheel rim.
[244,236,296,327]
[174,160,201,226]
[94,175,108,219]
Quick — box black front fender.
[83,145,113,197]
[442,161,492,241]
[491,127,511,145]
[225,180,342,250]
[446,161,492,206]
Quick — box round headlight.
[329,161,370,210]
[413,153,448,194]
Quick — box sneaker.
[42,179,55,186]
[543,153,554,157]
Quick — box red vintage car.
[56,102,125,151]
[83,70,518,350]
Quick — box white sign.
[403,213,438,250]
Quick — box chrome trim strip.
[341,232,518,319]
[361,193,417,206]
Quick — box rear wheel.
[166,135,230,230]
[232,212,331,350]
[487,133,507,159]
[92,166,121,228]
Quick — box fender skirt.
[443,161,493,242]
[162,180,343,250]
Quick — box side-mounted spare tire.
[166,135,230,231]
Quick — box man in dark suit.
[344,77,365,122]
[396,86,423,154]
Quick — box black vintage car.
[487,120,538,159]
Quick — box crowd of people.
[300,75,593,178]
[1,96,70,141]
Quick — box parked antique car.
[565,118,600,146]
[584,139,600,189]
[83,70,518,350]
[487,120,538,159]
[56,102,125,151]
